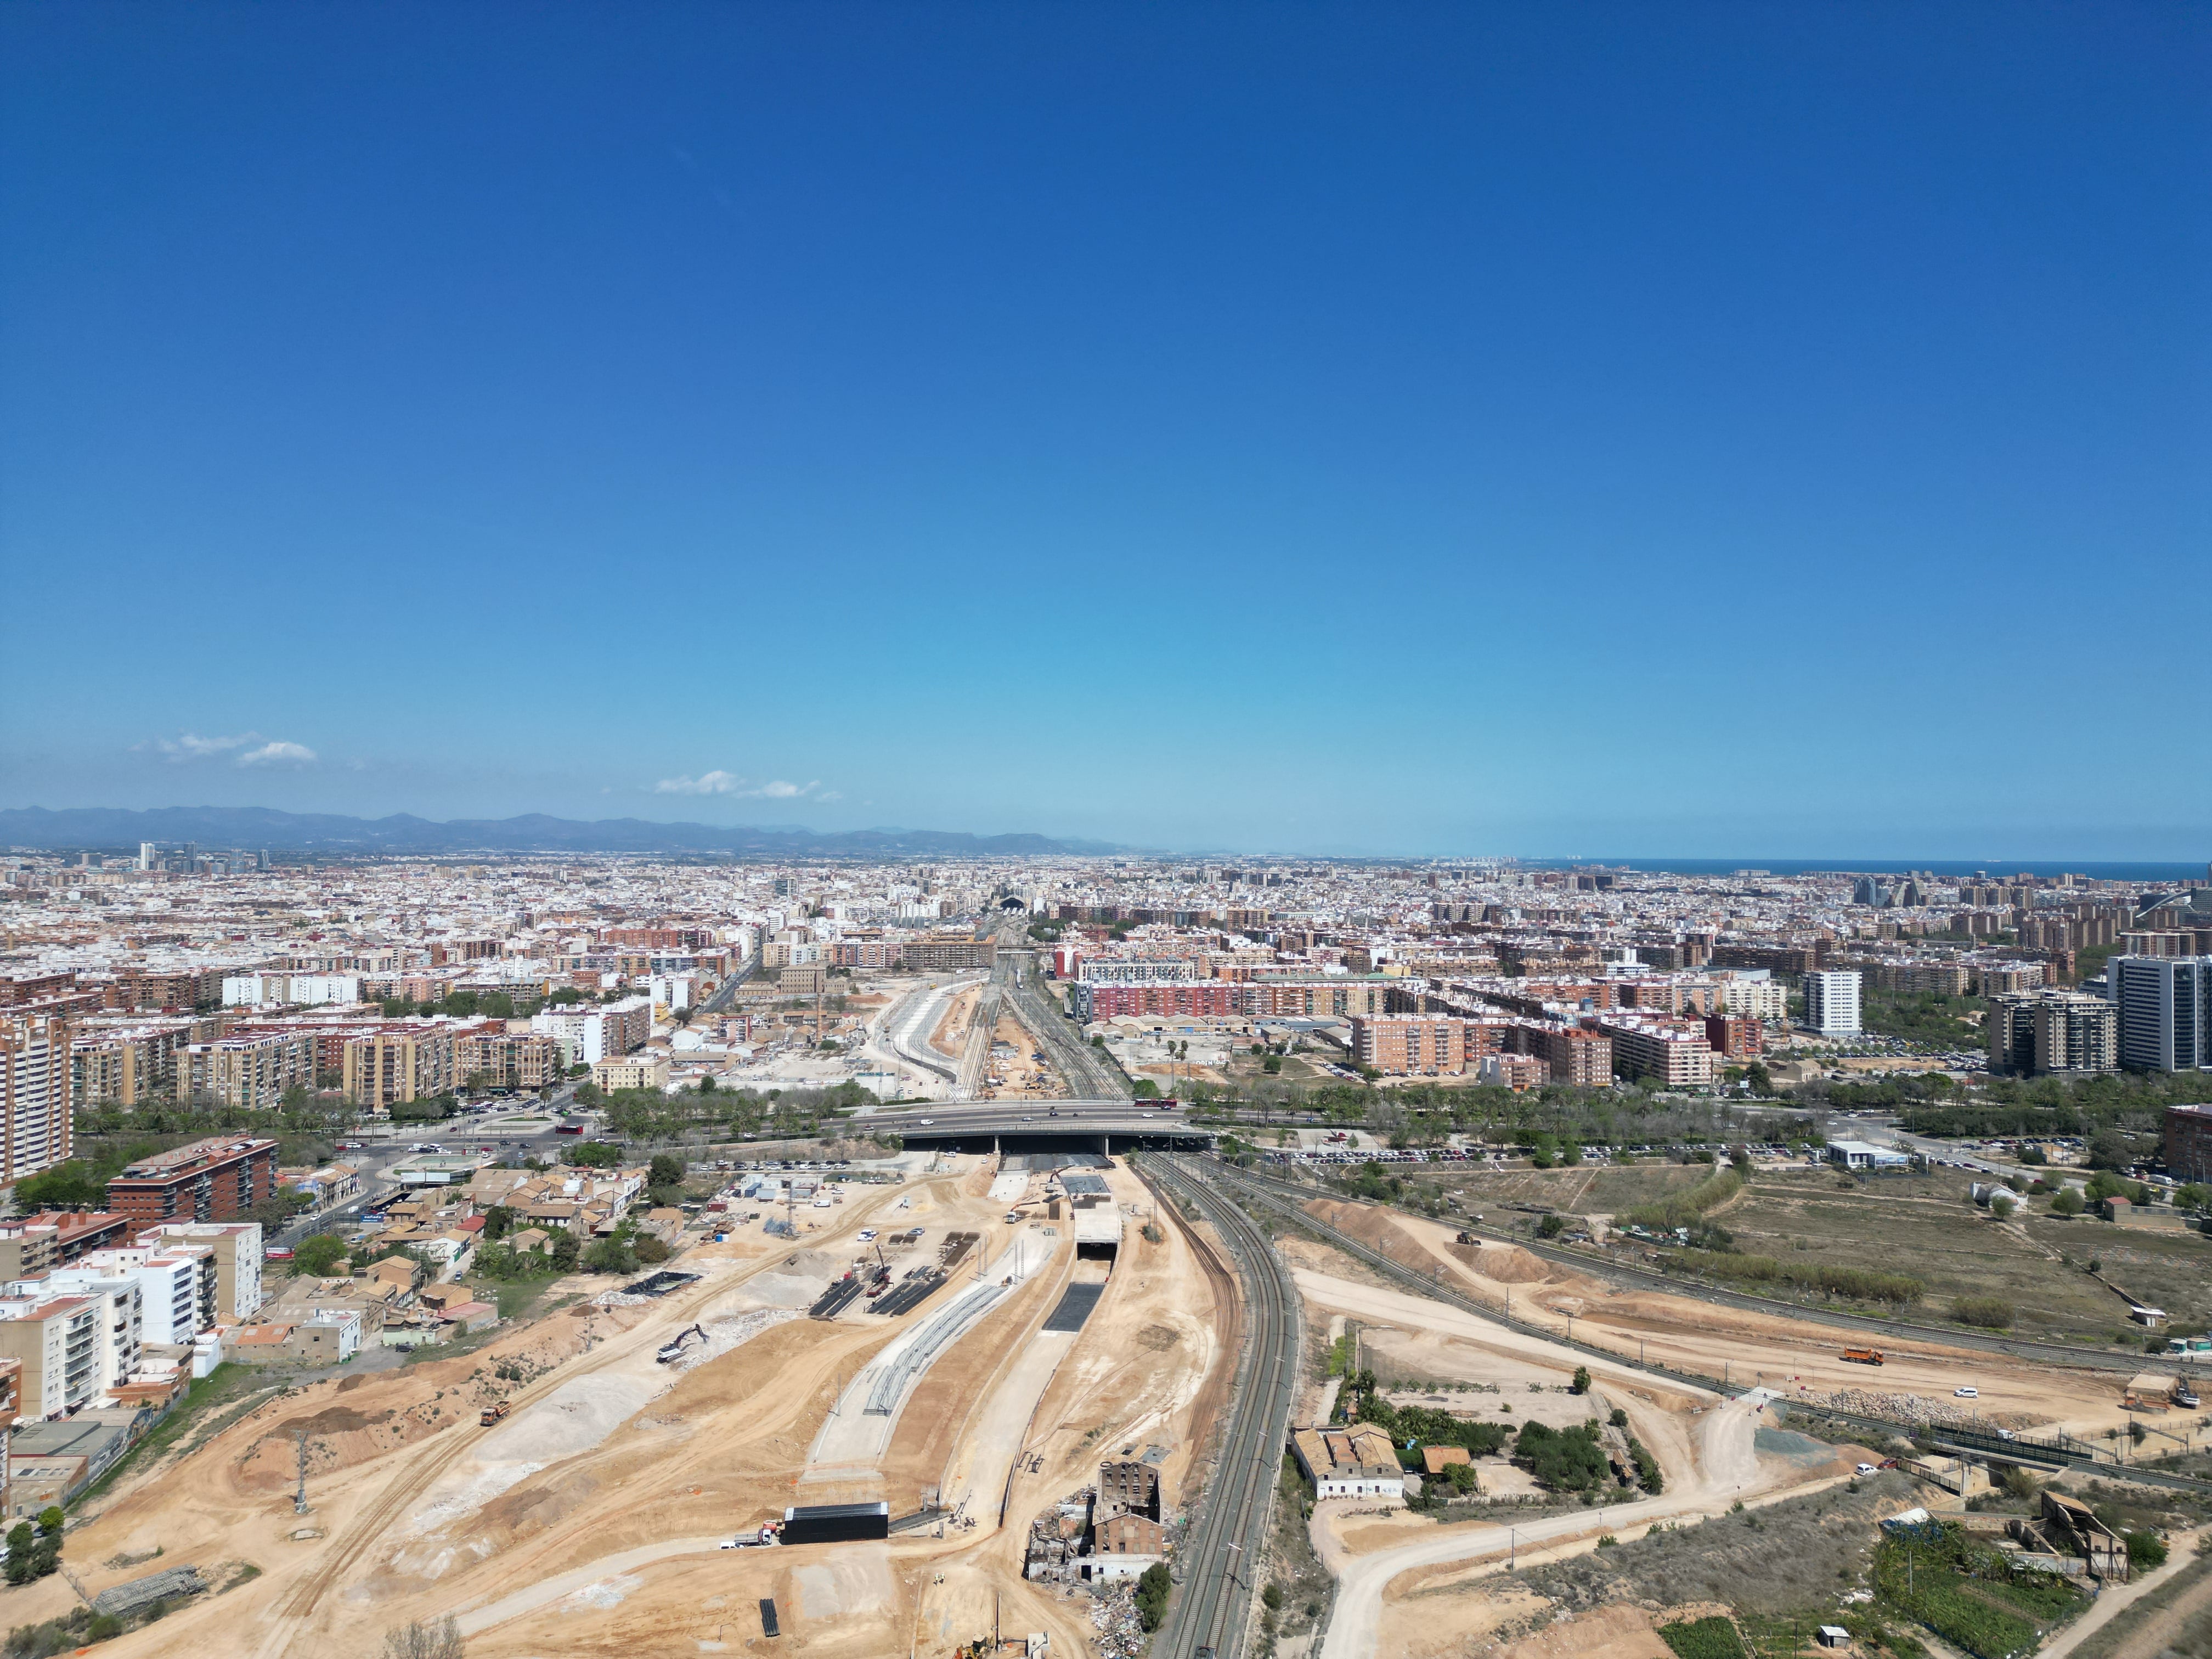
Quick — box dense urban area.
[0,842,2207,1659]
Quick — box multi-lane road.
[1136,1152,1302,1659]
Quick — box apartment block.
[1510,1021,1611,1086]
[1350,1015,1468,1076]
[1593,1016,1716,1086]
[0,1295,104,1418]
[1801,971,1862,1035]
[137,1223,263,1320]
[593,1053,670,1092]
[1476,1052,1547,1090]
[82,1246,212,1344]
[69,1022,191,1107]
[178,1031,317,1109]
[899,935,998,972]
[106,1136,280,1226]
[1988,990,2118,1076]
[2107,956,2212,1074]
[1077,983,1239,1021]
[1702,1013,1764,1060]
[2166,1104,2212,1186]
[342,1026,458,1109]
[527,998,650,1067]
[456,1030,563,1092]
[0,1013,74,1188]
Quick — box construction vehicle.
[656,1323,707,1364]
[1841,1348,1884,1366]
[479,1401,510,1427]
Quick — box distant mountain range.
[0,805,1120,859]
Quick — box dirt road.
[1319,1395,1817,1659]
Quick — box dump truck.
[1841,1348,1885,1366]
[479,1401,510,1427]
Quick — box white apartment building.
[2106,956,2212,1074]
[529,997,650,1066]
[30,1268,144,1390]
[221,973,362,1009]
[82,1247,211,1345]
[1718,977,1789,1023]
[140,1223,263,1320]
[1801,970,1863,1035]
[0,1294,104,1418]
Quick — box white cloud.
[238,741,318,767]
[654,770,744,795]
[143,731,317,768]
[652,772,825,800]
[148,732,256,760]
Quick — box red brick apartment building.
[104,1136,280,1226]
[2166,1105,2212,1186]
[1703,1014,1764,1060]
[1351,1015,1469,1075]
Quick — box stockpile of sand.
[1452,1242,1555,1284]
[493,1372,661,1465]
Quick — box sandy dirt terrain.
[1300,1198,2138,1440]
[37,1152,1235,1659]
[1285,1191,2148,1659]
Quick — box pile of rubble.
[1089,1584,1147,1659]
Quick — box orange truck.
[1841,1348,1884,1366]
[479,1401,511,1426]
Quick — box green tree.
[549,1231,582,1271]
[1135,1562,1172,1631]
[481,1205,516,1243]
[1536,1212,1565,1239]
[1570,1365,1592,1395]
[582,1236,637,1275]
[14,1161,107,1210]
[2050,1188,2084,1217]
[633,1233,672,1264]
[648,1153,686,1187]
[564,1141,622,1168]
[294,1233,348,1277]
[1744,1062,1773,1095]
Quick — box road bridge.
[869,1100,1210,1155]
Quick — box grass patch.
[1623,1170,1743,1233]
[1658,1616,1748,1659]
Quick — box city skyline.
[4,4,2207,855]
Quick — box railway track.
[1136,1153,1302,1659]
[1204,1159,2212,1499]
[1229,1160,2186,1377]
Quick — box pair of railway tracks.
[1136,1153,1303,1659]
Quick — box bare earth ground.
[1425,1165,2212,1340]
[1300,1197,2144,1441]
[32,1151,1231,1659]
[1283,1192,2149,1659]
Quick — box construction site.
[14,981,2208,1659]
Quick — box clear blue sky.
[2,3,2205,859]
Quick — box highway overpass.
[867,1100,1211,1154]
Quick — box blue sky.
[2,3,2205,859]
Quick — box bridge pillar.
[1102,1132,1110,1159]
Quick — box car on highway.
[919,1118,933,1125]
